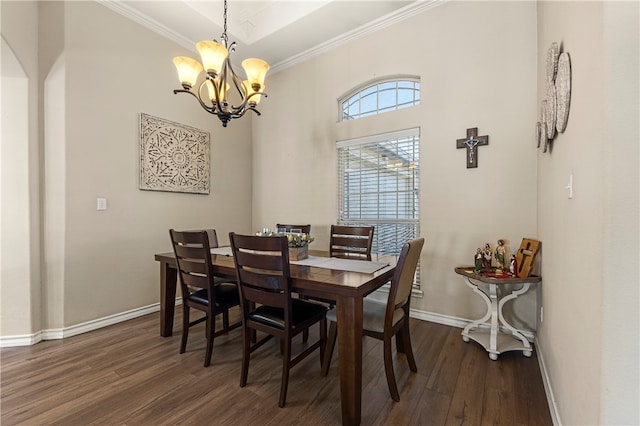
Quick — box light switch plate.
[97,198,108,211]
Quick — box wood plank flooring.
[1,308,552,425]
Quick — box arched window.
[339,76,420,121]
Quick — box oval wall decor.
[537,42,571,153]
[555,52,571,133]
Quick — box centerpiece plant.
[256,230,314,260]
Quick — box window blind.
[337,128,421,289]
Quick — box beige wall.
[253,1,539,325]
[1,1,41,337]
[1,0,253,334]
[536,1,639,425]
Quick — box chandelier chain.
[222,0,228,45]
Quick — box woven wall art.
[537,42,571,153]
[139,113,210,194]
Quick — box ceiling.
[99,0,443,73]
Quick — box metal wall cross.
[456,127,489,168]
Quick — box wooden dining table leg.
[336,294,364,426]
[160,261,177,337]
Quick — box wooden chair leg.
[395,329,405,353]
[204,314,214,367]
[384,335,400,402]
[223,310,230,333]
[319,318,327,367]
[322,321,337,376]
[279,336,292,407]
[180,305,189,354]
[402,321,417,372]
[240,327,251,387]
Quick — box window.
[340,77,420,121]
[337,128,421,289]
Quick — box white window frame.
[338,75,420,122]
[337,128,421,293]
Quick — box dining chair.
[276,224,311,234]
[229,232,327,407]
[322,237,425,402]
[329,225,375,261]
[169,229,241,367]
[301,224,375,343]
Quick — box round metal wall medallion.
[555,52,571,133]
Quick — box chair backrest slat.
[235,250,286,272]
[330,225,374,261]
[239,268,286,292]
[173,244,207,260]
[181,272,210,289]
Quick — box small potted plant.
[256,230,314,260]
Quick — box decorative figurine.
[474,248,483,272]
[495,239,507,272]
[509,254,517,276]
[482,243,492,271]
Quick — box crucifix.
[456,127,489,168]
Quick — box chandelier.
[172,0,269,127]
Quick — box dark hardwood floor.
[1,307,552,425]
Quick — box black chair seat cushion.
[213,275,236,285]
[249,299,327,330]
[188,283,239,309]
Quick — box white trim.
[273,0,445,73]
[0,332,43,348]
[534,337,562,426]
[97,0,446,75]
[97,0,195,52]
[336,127,420,148]
[338,74,421,106]
[0,301,180,348]
[408,308,535,344]
[337,76,421,122]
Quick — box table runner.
[210,246,234,256]
[292,256,389,274]
[211,247,389,274]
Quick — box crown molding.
[97,0,445,73]
[271,0,445,74]
[96,0,196,52]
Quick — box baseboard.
[534,337,562,426]
[0,302,172,348]
[0,331,44,347]
[409,308,536,342]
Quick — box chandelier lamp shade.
[172,0,269,127]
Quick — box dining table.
[154,248,396,426]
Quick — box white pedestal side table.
[455,267,541,361]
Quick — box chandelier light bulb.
[196,41,229,76]
[172,56,203,90]
[243,80,264,105]
[206,79,230,103]
[242,58,269,91]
